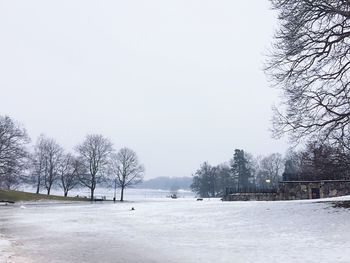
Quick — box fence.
[225,186,278,195]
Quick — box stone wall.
[223,180,350,201]
[225,192,279,201]
[279,180,350,200]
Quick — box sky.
[0,0,288,179]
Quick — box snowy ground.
[19,186,195,200]
[0,235,12,263]
[1,197,350,263]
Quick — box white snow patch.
[0,235,12,263]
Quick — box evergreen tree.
[230,149,252,189]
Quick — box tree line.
[191,141,350,198]
[191,150,283,198]
[0,115,144,201]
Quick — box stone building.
[279,180,350,200]
[224,180,350,201]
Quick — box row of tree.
[283,141,350,181]
[191,150,284,198]
[0,115,144,201]
[191,142,350,198]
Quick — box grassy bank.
[0,189,88,202]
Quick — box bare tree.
[260,153,284,188]
[215,164,233,196]
[58,153,81,197]
[1,168,26,190]
[266,1,350,143]
[110,147,144,201]
[0,116,30,189]
[76,134,113,201]
[31,135,63,195]
[31,135,46,194]
[41,136,63,195]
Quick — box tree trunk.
[64,191,68,197]
[47,187,51,195]
[113,179,117,203]
[90,187,94,201]
[120,187,124,201]
[36,176,40,194]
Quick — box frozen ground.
[0,234,12,263]
[18,186,195,200]
[1,197,350,263]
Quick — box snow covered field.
[1,197,350,263]
[19,186,195,200]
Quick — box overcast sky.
[0,0,288,179]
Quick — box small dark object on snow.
[196,198,203,201]
[131,207,135,211]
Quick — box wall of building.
[279,180,350,200]
[225,192,279,201]
[223,180,350,201]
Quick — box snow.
[1,197,350,263]
[18,186,195,200]
[0,235,12,263]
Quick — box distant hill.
[137,176,192,190]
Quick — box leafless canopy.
[58,153,81,197]
[267,0,350,143]
[260,153,284,188]
[111,147,144,201]
[0,116,29,189]
[32,135,63,195]
[31,135,46,194]
[76,134,113,200]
